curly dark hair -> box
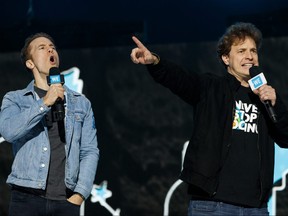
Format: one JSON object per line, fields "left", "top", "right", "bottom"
{"left": 20, "top": 32, "right": 56, "bottom": 69}
{"left": 217, "top": 22, "right": 262, "bottom": 67}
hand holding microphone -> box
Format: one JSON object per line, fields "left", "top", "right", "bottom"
{"left": 45, "top": 67, "right": 65, "bottom": 121}
{"left": 253, "top": 85, "right": 276, "bottom": 106}
{"left": 43, "top": 84, "right": 65, "bottom": 107}
{"left": 248, "top": 66, "right": 277, "bottom": 123}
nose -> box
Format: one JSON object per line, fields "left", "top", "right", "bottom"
{"left": 245, "top": 51, "right": 253, "bottom": 59}
{"left": 48, "top": 47, "right": 54, "bottom": 53}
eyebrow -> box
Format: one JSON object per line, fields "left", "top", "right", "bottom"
{"left": 238, "top": 47, "right": 257, "bottom": 51}
{"left": 37, "top": 43, "right": 55, "bottom": 48}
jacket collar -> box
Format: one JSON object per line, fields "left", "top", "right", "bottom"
{"left": 225, "top": 73, "right": 242, "bottom": 92}
{"left": 23, "top": 80, "right": 82, "bottom": 97}
{"left": 22, "top": 81, "right": 36, "bottom": 97}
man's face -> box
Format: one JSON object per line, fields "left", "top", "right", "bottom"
{"left": 26, "top": 37, "right": 59, "bottom": 77}
{"left": 222, "top": 37, "right": 259, "bottom": 84}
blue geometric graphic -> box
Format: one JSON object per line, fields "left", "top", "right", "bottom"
{"left": 61, "top": 67, "right": 83, "bottom": 93}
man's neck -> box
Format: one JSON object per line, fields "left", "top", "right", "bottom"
{"left": 240, "top": 80, "right": 250, "bottom": 87}
{"left": 34, "top": 77, "right": 49, "bottom": 90}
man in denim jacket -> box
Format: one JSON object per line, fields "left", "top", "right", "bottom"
{"left": 0, "top": 33, "right": 99, "bottom": 216}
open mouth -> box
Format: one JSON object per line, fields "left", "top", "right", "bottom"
{"left": 50, "top": 56, "right": 55, "bottom": 63}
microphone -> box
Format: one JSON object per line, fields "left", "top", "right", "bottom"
{"left": 248, "top": 66, "right": 277, "bottom": 123}
{"left": 47, "top": 67, "right": 65, "bottom": 121}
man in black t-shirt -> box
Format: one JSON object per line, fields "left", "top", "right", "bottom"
{"left": 130, "top": 22, "right": 288, "bottom": 215}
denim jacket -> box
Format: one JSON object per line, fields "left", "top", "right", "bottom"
{"left": 0, "top": 81, "right": 99, "bottom": 199}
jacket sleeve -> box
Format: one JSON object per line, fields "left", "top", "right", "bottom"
{"left": 270, "top": 95, "right": 288, "bottom": 148}
{"left": 0, "top": 91, "right": 49, "bottom": 143}
{"left": 73, "top": 99, "right": 99, "bottom": 199}
{"left": 146, "top": 59, "right": 202, "bottom": 106}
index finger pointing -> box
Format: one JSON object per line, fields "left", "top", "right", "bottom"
{"left": 132, "top": 36, "right": 146, "bottom": 49}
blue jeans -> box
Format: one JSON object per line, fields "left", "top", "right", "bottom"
{"left": 188, "top": 200, "right": 269, "bottom": 216}
{"left": 9, "top": 190, "right": 80, "bottom": 216}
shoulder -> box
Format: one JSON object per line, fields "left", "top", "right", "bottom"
{"left": 3, "top": 87, "right": 31, "bottom": 100}
{"left": 198, "top": 72, "right": 226, "bottom": 84}
{"left": 65, "top": 86, "right": 91, "bottom": 105}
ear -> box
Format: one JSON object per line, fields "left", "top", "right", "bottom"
{"left": 221, "top": 55, "right": 229, "bottom": 66}
{"left": 25, "top": 59, "right": 34, "bottom": 69}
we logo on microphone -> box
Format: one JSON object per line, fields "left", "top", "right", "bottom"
{"left": 248, "top": 72, "right": 267, "bottom": 91}
{"left": 49, "top": 75, "right": 61, "bottom": 84}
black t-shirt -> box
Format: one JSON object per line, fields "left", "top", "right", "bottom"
{"left": 191, "top": 86, "right": 264, "bottom": 207}
{"left": 35, "top": 87, "right": 68, "bottom": 200}
{"left": 214, "top": 86, "right": 261, "bottom": 206}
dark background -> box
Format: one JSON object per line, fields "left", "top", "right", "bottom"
{"left": 2, "top": 0, "right": 288, "bottom": 52}
{"left": 1, "top": 1, "right": 288, "bottom": 216}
